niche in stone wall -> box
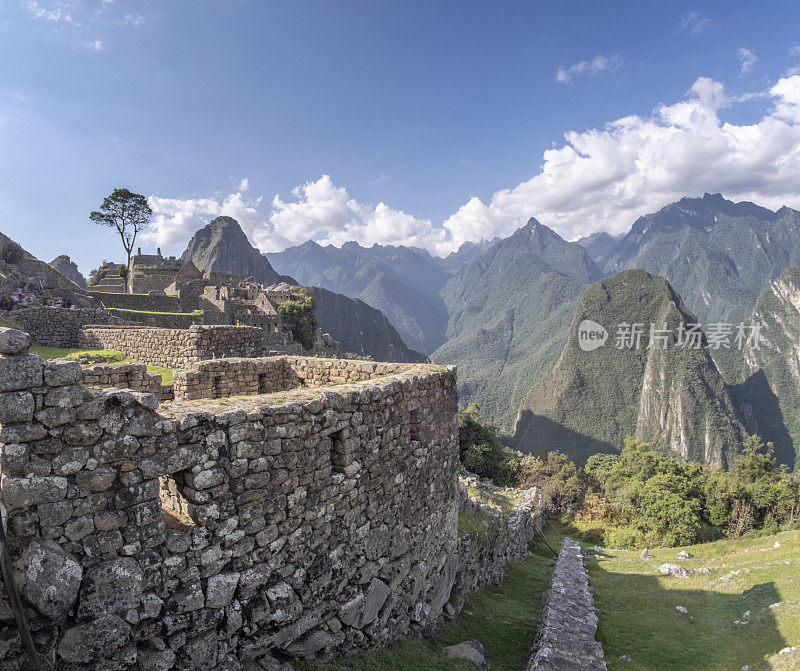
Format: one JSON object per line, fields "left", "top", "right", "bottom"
{"left": 258, "top": 373, "right": 271, "bottom": 394}
{"left": 159, "top": 473, "right": 196, "bottom": 529}
{"left": 212, "top": 375, "right": 223, "bottom": 398}
{"left": 409, "top": 409, "right": 421, "bottom": 442}
{"left": 329, "top": 428, "right": 352, "bottom": 474}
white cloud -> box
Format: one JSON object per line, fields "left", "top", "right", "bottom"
{"left": 237, "top": 177, "right": 249, "bottom": 192}
{"left": 442, "top": 74, "right": 800, "bottom": 248}
{"left": 26, "top": 0, "right": 73, "bottom": 23}
{"left": 737, "top": 47, "right": 757, "bottom": 77}
{"left": 86, "top": 39, "right": 103, "bottom": 51}
{"left": 555, "top": 54, "right": 621, "bottom": 85}
{"left": 678, "top": 11, "right": 712, "bottom": 34}
{"left": 124, "top": 13, "right": 144, "bottom": 27}
{"left": 149, "top": 74, "right": 800, "bottom": 257}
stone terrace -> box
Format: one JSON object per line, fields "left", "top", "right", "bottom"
{"left": 0, "top": 327, "right": 463, "bottom": 669}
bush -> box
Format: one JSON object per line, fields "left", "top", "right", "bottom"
{"left": 458, "top": 404, "right": 518, "bottom": 486}
{"left": 517, "top": 451, "right": 587, "bottom": 512}
{"left": 276, "top": 288, "right": 318, "bottom": 350}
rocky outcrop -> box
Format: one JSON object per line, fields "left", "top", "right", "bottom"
{"left": 49, "top": 255, "right": 87, "bottom": 289}
{"left": 526, "top": 538, "right": 606, "bottom": 671}
{"left": 735, "top": 267, "right": 800, "bottom": 468}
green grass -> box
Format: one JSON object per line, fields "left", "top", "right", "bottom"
{"left": 30, "top": 345, "right": 128, "bottom": 362}
{"left": 107, "top": 307, "right": 202, "bottom": 316}
{"left": 580, "top": 526, "right": 800, "bottom": 670}
{"left": 147, "top": 365, "right": 174, "bottom": 386}
{"left": 464, "top": 485, "right": 517, "bottom": 513}
{"left": 296, "top": 527, "right": 558, "bottom": 671}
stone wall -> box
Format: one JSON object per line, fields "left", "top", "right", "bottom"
{"left": 106, "top": 309, "right": 203, "bottom": 330}
{"left": 81, "top": 362, "right": 173, "bottom": 402}
{"left": 0, "top": 327, "right": 464, "bottom": 669}
{"left": 12, "top": 307, "right": 129, "bottom": 348}
{"left": 525, "top": 538, "right": 606, "bottom": 671}
{"left": 451, "top": 487, "right": 542, "bottom": 613}
{"left": 89, "top": 291, "right": 182, "bottom": 313}
{"left": 79, "top": 325, "right": 267, "bottom": 369}
{"left": 173, "top": 356, "right": 415, "bottom": 401}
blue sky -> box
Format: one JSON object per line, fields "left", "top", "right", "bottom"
{"left": 3, "top": 1, "right": 800, "bottom": 274}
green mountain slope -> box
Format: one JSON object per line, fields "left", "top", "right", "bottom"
{"left": 432, "top": 218, "right": 600, "bottom": 431}
{"left": 309, "top": 286, "right": 427, "bottom": 363}
{"left": 513, "top": 269, "right": 746, "bottom": 465}
{"left": 604, "top": 193, "right": 800, "bottom": 380}
{"left": 733, "top": 267, "right": 800, "bottom": 469}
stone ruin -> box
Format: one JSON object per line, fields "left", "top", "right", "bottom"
{"left": 0, "top": 327, "right": 542, "bottom": 670}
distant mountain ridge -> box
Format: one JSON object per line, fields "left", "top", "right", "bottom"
{"left": 309, "top": 287, "right": 427, "bottom": 363}
{"left": 49, "top": 255, "right": 87, "bottom": 289}
{"left": 432, "top": 218, "right": 602, "bottom": 431}
{"left": 601, "top": 193, "right": 800, "bottom": 379}
{"left": 268, "top": 240, "right": 449, "bottom": 355}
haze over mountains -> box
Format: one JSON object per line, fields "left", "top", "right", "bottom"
{"left": 8, "top": 190, "right": 800, "bottom": 469}
{"left": 263, "top": 193, "right": 800, "bottom": 468}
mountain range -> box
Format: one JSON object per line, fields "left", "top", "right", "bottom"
{"left": 180, "top": 218, "right": 424, "bottom": 362}
{"left": 267, "top": 240, "right": 451, "bottom": 355}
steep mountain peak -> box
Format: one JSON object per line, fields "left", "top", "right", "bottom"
{"left": 181, "top": 217, "right": 289, "bottom": 285}
{"left": 513, "top": 269, "right": 745, "bottom": 465}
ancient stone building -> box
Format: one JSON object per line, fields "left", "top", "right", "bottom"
{"left": 0, "top": 327, "right": 541, "bottom": 670}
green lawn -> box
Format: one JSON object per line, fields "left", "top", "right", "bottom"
{"left": 583, "top": 528, "right": 800, "bottom": 671}
{"left": 30, "top": 344, "right": 174, "bottom": 387}
{"left": 296, "top": 526, "right": 559, "bottom": 671}
{"left": 31, "top": 345, "right": 128, "bottom": 362}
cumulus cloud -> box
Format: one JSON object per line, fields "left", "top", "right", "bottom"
{"left": 237, "top": 177, "right": 249, "bottom": 192}
{"left": 555, "top": 55, "right": 621, "bottom": 85}
{"left": 678, "top": 11, "right": 712, "bottom": 34}
{"left": 737, "top": 47, "right": 758, "bottom": 76}
{"left": 441, "top": 75, "right": 800, "bottom": 248}
{"left": 86, "top": 39, "right": 103, "bottom": 51}
{"left": 149, "top": 74, "right": 800, "bottom": 257}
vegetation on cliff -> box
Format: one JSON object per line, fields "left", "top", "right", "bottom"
{"left": 513, "top": 269, "right": 745, "bottom": 466}
{"left": 276, "top": 287, "right": 318, "bottom": 350}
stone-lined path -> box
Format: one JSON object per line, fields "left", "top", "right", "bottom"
{"left": 525, "top": 537, "right": 606, "bottom": 670}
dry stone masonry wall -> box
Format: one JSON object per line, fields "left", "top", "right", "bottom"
{"left": 79, "top": 325, "right": 266, "bottom": 369}
{"left": 81, "top": 363, "right": 173, "bottom": 402}
{"left": 173, "top": 357, "right": 414, "bottom": 402}
{"left": 0, "top": 327, "right": 467, "bottom": 669}
{"left": 525, "top": 537, "right": 606, "bottom": 671}
{"left": 12, "top": 307, "right": 129, "bottom": 348}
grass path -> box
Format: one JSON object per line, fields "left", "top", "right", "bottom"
{"left": 582, "top": 528, "right": 800, "bottom": 671}
{"left": 297, "top": 525, "right": 560, "bottom": 671}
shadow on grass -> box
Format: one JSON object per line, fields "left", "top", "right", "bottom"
{"left": 585, "top": 556, "right": 786, "bottom": 671}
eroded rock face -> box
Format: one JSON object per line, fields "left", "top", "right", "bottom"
{"left": 14, "top": 541, "right": 82, "bottom": 620}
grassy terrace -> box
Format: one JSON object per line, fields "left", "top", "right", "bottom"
{"left": 296, "top": 526, "right": 559, "bottom": 671}
{"left": 31, "top": 344, "right": 174, "bottom": 386}
{"left": 575, "top": 524, "right": 800, "bottom": 671}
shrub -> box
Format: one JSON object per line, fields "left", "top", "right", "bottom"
{"left": 276, "top": 288, "right": 318, "bottom": 350}
{"left": 458, "top": 404, "right": 518, "bottom": 486}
